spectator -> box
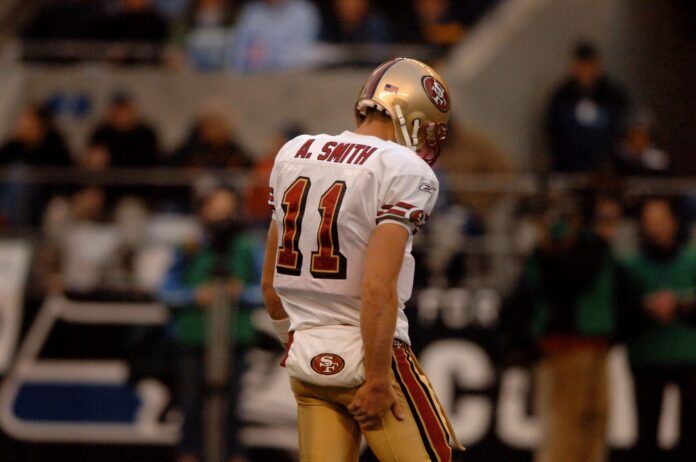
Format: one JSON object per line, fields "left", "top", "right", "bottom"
{"left": 20, "top": 0, "right": 106, "bottom": 41}
{"left": 92, "top": 0, "right": 169, "bottom": 63}
{"left": 244, "top": 123, "right": 304, "bottom": 224}
{"left": 613, "top": 114, "right": 671, "bottom": 175}
{"left": 183, "top": 0, "right": 236, "bottom": 71}
{"left": 172, "top": 111, "right": 252, "bottom": 168}
{"left": 513, "top": 191, "right": 619, "bottom": 462}
{"left": 0, "top": 103, "right": 73, "bottom": 226}
{"left": 0, "top": 103, "right": 72, "bottom": 166}
{"left": 321, "top": 0, "right": 392, "bottom": 44}
{"left": 411, "top": 0, "right": 465, "bottom": 48}
{"left": 593, "top": 193, "right": 625, "bottom": 247}
{"left": 41, "top": 187, "right": 135, "bottom": 297}
{"left": 619, "top": 197, "right": 696, "bottom": 462}
{"left": 159, "top": 187, "right": 260, "bottom": 462}
{"left": 96, "top": 0, "right": 168, "bottom": 43}
{"left": 547, "top": 42, "right": 628, "bottom": 172}
{"left": 228, "top": 0, "right": 320, "bottom": 72}
{"left": 90, "top": 93, "right": 160, "bottom": 167}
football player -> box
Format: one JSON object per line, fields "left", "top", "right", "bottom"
{"left": 262, "top": 58, "right": 464, "bottom": 461}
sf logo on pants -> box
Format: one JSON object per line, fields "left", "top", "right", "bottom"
{"left": 311, "top": 354, "right": 345, "bottom": 375}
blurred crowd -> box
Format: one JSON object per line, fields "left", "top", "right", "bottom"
{"left": 506, "top": 41, "right": 694, "bottom": 462}
{"left": 17, "top": 0, "right": 501, "bottom": 69}
{"left": 502, "top": 190, "right": 695, "bottom": 462}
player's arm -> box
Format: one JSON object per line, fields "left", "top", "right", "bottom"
{"left": 348, "top": 222, "right": 408, "bottom": 429}
{"left": 261, "top": 221, "right": 290, "bottom": 343}
{"left": 361, "top": 223, "right": 408, "bottom": 383}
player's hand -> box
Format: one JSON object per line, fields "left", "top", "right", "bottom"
{"left": 348, "top": 379, "right": 404, "bottom": 431}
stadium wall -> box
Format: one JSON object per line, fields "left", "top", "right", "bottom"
{"left": 19, "top": 67, "right": 367, "bottom": 157}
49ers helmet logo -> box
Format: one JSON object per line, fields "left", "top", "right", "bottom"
{"left": 421, "top": 76, "right": 450, "bottom": 113}
{"left": 310, "top": 353, "right": 345, "bottom": 375}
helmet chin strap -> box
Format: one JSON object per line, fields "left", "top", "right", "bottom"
{"left": 411, "top": 119, "right": 421, "bottom": 147}
{"left": 394, "top": 104, "right": 416, "bottom": 151}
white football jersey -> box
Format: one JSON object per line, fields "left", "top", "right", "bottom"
{"left": 268, "top": 130, "right": 439, "bottom": 344}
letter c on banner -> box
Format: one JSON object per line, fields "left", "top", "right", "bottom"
{"left": 419, "top": 340, "right": 494, "bottom": 445}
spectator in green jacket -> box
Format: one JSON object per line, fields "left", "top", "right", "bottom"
{"left": 513, "top": 192, "right": 621, "bottom": 462}
{"left": 159, "top": 187, "right": 261, "bottom": 462}
{"left": 620, "top": 197, "right": 696, "bottom": 462}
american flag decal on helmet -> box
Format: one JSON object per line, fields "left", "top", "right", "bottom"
{"left": 384, "top": 83, "right": 399, "bottom": 93}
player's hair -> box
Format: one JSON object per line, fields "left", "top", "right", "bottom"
{"left": 358, "top": 106, "right": 392, "bottom": 126}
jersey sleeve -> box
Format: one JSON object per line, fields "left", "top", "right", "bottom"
{"left": 268, "top": 136, "right": 303, "bottom": 222}
{"left": 376, "top": 163, "right": 439, "bottom": 235}
{"left": 268, "top": 151, "right": 281, "bottom": 222}
{"left": 268, "top": 184, "right": 276, "bottom": 219}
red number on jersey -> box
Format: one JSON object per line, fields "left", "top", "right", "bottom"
{"left": 311, "top": 181, "right": 347, "bottom": 279}
{"left": 276, "top": 178, "right": 348, "bottom": 279}
{"left": 276, "top": 177, "right": 311, "bottom": 275}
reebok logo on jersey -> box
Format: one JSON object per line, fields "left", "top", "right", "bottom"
{"left": 419, "top": 183, "right": 436, "bottom": 194}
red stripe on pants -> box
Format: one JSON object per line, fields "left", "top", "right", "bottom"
{"left": 394, "top": 345, "right": 451, "bottom": 462}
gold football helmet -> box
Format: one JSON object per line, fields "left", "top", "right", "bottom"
{"left": 355, "top": 58, "right": 451, "bottom": 165}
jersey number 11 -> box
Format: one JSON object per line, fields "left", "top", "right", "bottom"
{"left": 276, "top": 176, "right": 348, "bottom": 279}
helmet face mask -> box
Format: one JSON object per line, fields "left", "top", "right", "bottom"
{"left": 355, "top": 58, "right": 451, "bottom": 165}
{"left": 416, "top": 121, "right": 448, "bottom": 166}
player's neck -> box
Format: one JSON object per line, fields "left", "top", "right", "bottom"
{"left": 354, "top": 117, "right": 396, "bottom": 143}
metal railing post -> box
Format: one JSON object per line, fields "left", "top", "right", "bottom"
{"left": 204, "top": 250, "right": 238, "bottom": 462}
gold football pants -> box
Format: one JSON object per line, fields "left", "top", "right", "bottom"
{"left": 290, "top": 341, "right": 461, "bottom": 462}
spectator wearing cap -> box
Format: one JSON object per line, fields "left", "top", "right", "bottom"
{"left": 89, "top": 93, "right": 160, "bottom": 167}
{"left": 619, "top": 197, "right": 696, "bottom": 462}
{"left": 613, "top": 113, "right": 671, "bottom": 176}
{"left": 321, "top": 0, "right": 393, "bottom": 44}
{"left": 547, "top": 42, "right": 629, "bottom": 172}
{"left": 172, "top": 111, "right": 252, "bottom": 169}
{"left": 227, "top": 0, "right": 320, "bottom": 72}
